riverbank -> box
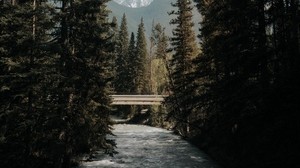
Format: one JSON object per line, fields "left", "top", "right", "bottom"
{"left": 188, "top": 112, "right": 299, "bottom": 168}
{"left": 121, "top": 109, "right": 299, "bottom": 168}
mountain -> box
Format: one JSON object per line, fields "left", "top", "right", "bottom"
{"left": 113, "top": 0, "right": 154, "bottom": 8}
{"left": 108, "top": 0, "right": 201, "bottom": 39}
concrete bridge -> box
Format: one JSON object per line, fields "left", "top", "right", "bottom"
{"left": 110, "top": 95, "right": 167, "bottom": 105}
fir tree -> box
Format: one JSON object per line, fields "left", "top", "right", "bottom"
{"left": 115, "top": 13, "right": 130, "bottom": 93}
{"left": 166, "top": 0, "right": 199, "bottom": 136}
{"left": 135, "top": 18, "right": 149, "bottom": 94}
{"left": 53, "top": 0, "right": 115, "bottom": 166}
{"left": 0, "top": 0, "right": 115, "bottom": 167}
{"left": 128, "top": 32, "right": 137, "bottom": 93}
{"left": 192, "top": 0, "right": 300, "bottom": 167}
{"left": 113, "top": 13, "right": 133, "bottom": 117}
{"left": 109, "top": 16, "right": 119, "bottom": 87}
{"left": 111, "top": 16, "right": 119, "bottom": 40}
{"left": 0, "top": 1, "right": 58, "bottom": 167}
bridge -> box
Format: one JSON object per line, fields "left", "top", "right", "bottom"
{"left": 110, "top": 95, "right": 167, "bottom": 105}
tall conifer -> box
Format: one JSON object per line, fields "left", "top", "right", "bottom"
{"left": 115, "top": 13, "right": 130, "bottom": 93}
{"left": 54, "top": 0, "right": 115, "bottom": 166}
{"left": 167, "top": 0, "right": 199, "bottom": 136}
{"left": 192, "top": 0, "right": 300, "bottom": 167}
{"left": 128, "top": 32, "right": 137, "bottom": 93}
{"left": 0, "top": 1, "right": 58, "bottom": 167}
{"left": 0, "top": 0, "right": 115, "bottom": 167}
{"left": 110, "top": 16, "right": 119, "bottom": 86}
{"left": 135, "top": 18, "right": 149, "bottom": 94}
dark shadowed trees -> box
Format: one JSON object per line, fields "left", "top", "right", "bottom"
{"left": 0, "top": 0, "right": 115, "bottom": 167}
{"left": 166, "top": 0, "right": 199, "bottom": 137}
{"left": 190, "top": 0, "right": 300, "bottom": 167}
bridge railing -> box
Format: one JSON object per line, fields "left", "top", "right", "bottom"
{"left": 110, "top": 95, "right": 168, "bottom": 105}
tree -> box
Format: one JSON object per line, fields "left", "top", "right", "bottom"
{"left": 0, "top": 0, "right": 115, "bottom": 167}
{"left": 109, "top": 16, "right": 119, "bottom": 87}
{"left": 166, "top": 0, "right": 199, "bottom": 137}
{"left": 192, "top": 0, "right": 300, "bottom": 167}
{"left": 149, "top": 22, "right": 170, "bottom": 95}
{"left": 53, "top": 0, "right": 115, "bottom": 166}
{"left": 148, "top": 22, "right": 170, "bottom": 127}
{"left": 135, "top": 18, "right": 149, "bottom": 94}
{"left": 115, "top": 13, "right": 130, "bottom": 93}
{"left": 154, "top": 23, "right": 169, "bottom": 60}
{"left": 128, "top": 32, "right": 137, "bottom": 93}
{"left": 0, "top": 1, "right": 58, "bottom": 167}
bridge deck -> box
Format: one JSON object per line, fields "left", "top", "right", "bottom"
{"left": 111, "top": 95, "right": 167, "bottom": 105}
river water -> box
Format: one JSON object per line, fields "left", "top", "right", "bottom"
{"left": 79, "top": 124, "right": 221, "bottom": 168}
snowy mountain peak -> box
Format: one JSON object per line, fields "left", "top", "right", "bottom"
{"left": 113, "top": 0, "right": 154, "bottom": 8}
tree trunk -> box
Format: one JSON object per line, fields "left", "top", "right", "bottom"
{"left": 257, "top": 0, "right": 269, "bottom": 89}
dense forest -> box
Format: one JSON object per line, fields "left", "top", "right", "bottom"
{"left": 0, "top": 0, "right": 115, "bottom": 167}
{"left": 1, "top": 0, "right": 299, "bottom": 168}
{"left": 166, "top": 0, "right": 300, "bottom": 167}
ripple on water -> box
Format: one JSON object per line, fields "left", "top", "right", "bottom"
{"left": 79, "top": 124, "right": 221, "bottom": 168}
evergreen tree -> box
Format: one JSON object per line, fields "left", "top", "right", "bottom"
{"left": 0, "top": 1, "right": 58, "bottom": 167}
{"left": 53, "top": 0, "right": 115, "bottom": 166}
{"left": 135, "top": 18, "right": 149, "bottom": 94}
{"left": 128, "top": 32, "right": 137, "bottom": 93}
{"left": 115, "top": 13, "right": 130, "bottom": 93}
{"left": 113, "top": 13, "right": 132, "bottom": 117}
{"left": 0, "top": 0, "right": 115, "bottom": 167}
{"left": 192, "top": 0, "right": 300, "bottom": 167}
{"left": 166, "top": 0, "right": 199, "bottom": 136}
{"left": 111, "top": 16, "right": 119, "bottom": 41}
{"left": 109, "top": 16, "right": 119, "bottom": 87}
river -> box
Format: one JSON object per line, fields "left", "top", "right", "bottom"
{"left": 79, "top": 124, "right": 221, "bottom": 168}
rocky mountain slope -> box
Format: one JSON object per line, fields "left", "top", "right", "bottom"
{"left": 113, "top": 0, "right": 154, "bottom": 8}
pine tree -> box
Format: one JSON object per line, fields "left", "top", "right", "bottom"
{"left": 0, "top": 1, "right": 58, "bottom": 167}
{"left": 135, "top": 18, "right": 149, "bottom": 94}
{"left": 128, "top": 32, "right": 137, "bottom": 93}
{"left": 166, "top": 0, "right": 199, "bottom": 136}
{"left": 194, "top": 0, "right": 276, "bottom": 136}
{"left": 193, "top": 0, "right": 300, "bottom": 167}
{"left": 109, "top": 16, "right": 119, "bottom": 87}
{"left": 53, "top": 0, "right": 115, "bottom": 166}
{"left": 115, "top": 13, "right": 130, "bottom": 93}
{"left": 111, "top": 16, "right": 119, "bottom": 41}
{"left": 0, "top": 0, "right": 115, "bottom": 167}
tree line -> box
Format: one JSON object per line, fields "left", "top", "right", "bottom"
{"left": 112, "top": 13, "right": 170, "bottom": 119}
{"left": 113, "top": 14, "right": 150, "bottom": 95}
